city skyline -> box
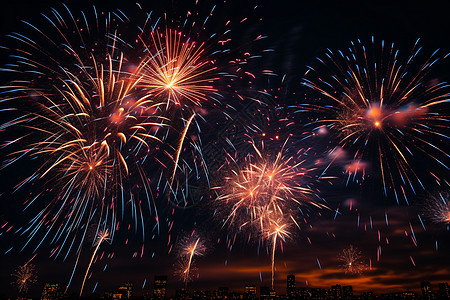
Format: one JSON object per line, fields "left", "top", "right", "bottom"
{"left": 23, "top": 275, "right": 450, "bottom": 299}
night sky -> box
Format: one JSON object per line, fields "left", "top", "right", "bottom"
{"left": 1, "top": 0, "right": 449, "bottom": 298}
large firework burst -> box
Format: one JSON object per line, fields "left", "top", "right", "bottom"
{"left": 214, "top": 139, "right": 325, "bottom": 287}
{"left": 0, "top": 6, "right": 166, "bottom": 256}
{"left": 302, "top": 38, "right": 450, "bottom": 203}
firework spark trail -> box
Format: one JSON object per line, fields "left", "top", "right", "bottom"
{"left": 169, "top": 113, "right": 196, "bottom": 195}
{"left": 266, "top": 219, "right": 290, "bottom": 288}
{"left": 80, "top": 230, "right": 110, "bottom": 297}
{"left": 338, "top": 244, "right": 367, "bottom": 274}
{"left": 183, "top": 237, "right": 201, "bottom": 286}
{"left": 11, "top": 263, "right": 37, "bottom": 293}
{"left": 301, "top": 38, "right": 450, "bottom": 204}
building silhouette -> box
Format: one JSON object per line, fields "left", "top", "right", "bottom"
{"left": 286, "top": 275, "right": 296, "bottom": 299}
{"left": 342, "top": 286, "right": 353, "bottom": 299}
{"left": 421, "top": 281, "right": 432, "bottom": 300}
{"left": 40, "top": 282, "right": 64, "bottom": 300}
{"left": 310, "top": 288, "right": 327, "bottom": 300}
{"left": 439, "top": 282, "right": 450, "bottom": 299}
{"left": 329, "top": 284, "right": 342, "bottom": 299}
{"left": 118, "top": 282, "right": 133, "bottom": 299}
{"left": 260, "top": 287, "right": 270, "bottom": 300}
{"left": 245, "top": 285, "right": 256, "bottom": 300}
{"left": 153, "top": 276, "right": 167, "bottom": 300}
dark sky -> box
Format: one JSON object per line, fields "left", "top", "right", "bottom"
{"left": 1, "top": 0, "right": 449, "bottom": 298}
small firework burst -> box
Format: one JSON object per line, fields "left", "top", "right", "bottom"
{"left": 338, "top": 245, "right": 367, "bottom": 275}
{"left": 264, "top": 217, "right": 291, "bottom": 288}
{"left": 12, "top": 263, "right": 36, "bottom": 293}
{"left": 174, "top": 231, "right": 207, "bottom": 286}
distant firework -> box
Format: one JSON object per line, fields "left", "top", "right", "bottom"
{"left": 338, "top": 245, "right": 367, "bottom": 275}
{"left": 264, "top": 217, "right": 291, "bottom": 288}
{"left": 302, "top": 38, "right": 450, "bottom": 203}
{"left": 11, "top": 263, "right": 36, "bottom": 293}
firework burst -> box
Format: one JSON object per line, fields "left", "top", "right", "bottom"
{"left": 338, "top": 245, "right": 367, "bottom": 275}
{"left": 136, "top": 29, "right": 219, "bottom": 110}
{"left": 301, "top": 38, "right": 450, "bottom": 203}
{"left": 11, "top": 263, "right": 37, "bottom": 293}
{"left": 264, "top": 218, "right": 291, "bottom": 288}
{"left": 0, "top": 6, "right": 166, "bottom": 256}
{"left": 214, "top": 139, "right": 326, "bottom": 286}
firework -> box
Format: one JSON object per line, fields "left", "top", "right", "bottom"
{"left": 302, "top": 38, "right": 450, "bottom": 203}
{"left": 1, "top": 6, "right": 166, "bottom": 256}
{"left": 11, "top": 263, "right": 37, "bottom": 293}
{"left": 422, "top": 190, "right": 450, "bottom": 224}
{"left": 214, "top": 139, "right": 325, "bottom": 287}
{"left": 338, "top": 245, "right": 367, "bottom": 275}
{"left": 80, "top": 230, "right": 110, "bottom": 296}
{"left": 136, "top": 29, "right": 219, "bottom": 110}
{"left": 174, "top": 231, "right": 207, "bottom": 286}
{"left": 215, "top": 139, "right": 322, "bottom": 234}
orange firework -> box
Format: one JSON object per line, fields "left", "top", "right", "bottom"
{"left": 136, "top": 29, "right": 219, "bottom": 110}
{"left": 214, "top": 139, "right": 326, "bottom": 286}
{"left": 215, "top": 140, "right": 322, "bottom": 235}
